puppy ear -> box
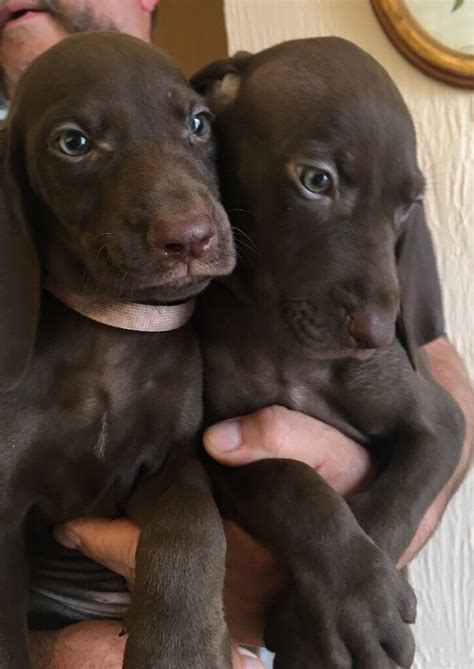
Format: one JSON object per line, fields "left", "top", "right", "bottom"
{"left": 0, "top": 125, "right": 41, "bottom": 391}
{"left": 191, "top": 51, "right": 252, "bottom": 113}
{"left": 396, "top": 203, "right": 444, "bottom": 371}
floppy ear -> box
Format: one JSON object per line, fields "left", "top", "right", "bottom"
{"left": 191, "top": 51, "right": 252, "bottom": 114}
{"left": 0, "top": 124, "right": 41, "bottom": 391}
{"left": 396, "top": 203, "right": 444, "bottom": 371}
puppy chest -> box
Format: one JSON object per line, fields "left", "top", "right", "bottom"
{"left": 8, "top": 345, "right": 201, "bottom": 521}
{"left": 205, "top": 343, "right": 331, "bottom": 420}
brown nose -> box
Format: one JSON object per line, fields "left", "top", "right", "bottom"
{"left": 347, "top": 309, "right": 396, "bottom": 349}
{"left": 149, "top": 214, "right": 214, "bottom": 261}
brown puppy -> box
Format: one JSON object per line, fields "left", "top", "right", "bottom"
{"left": 193, "top": 38, "right": 464, "bottom": 667}
{"left": 0, "top": 33, "right": 235, "bottom": 668}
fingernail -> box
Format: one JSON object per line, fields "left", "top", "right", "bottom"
{"left": 54, "top": 525, "right": 80, "bottom": 550}
{"left": 206, "top": 420, "right": 242, "bottom": 451}
{"left": 238, "top": 647, "right": 263, "bottom": 668}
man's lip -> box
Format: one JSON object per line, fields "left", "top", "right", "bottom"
{"left": 0, "top": 2, "right": 44, "bottom": 32}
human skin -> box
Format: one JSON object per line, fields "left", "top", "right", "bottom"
{"left": 0, "top": 0, "right": 156, "bottom": 103}
{"left": 1, "top": 2, "right": 472, "bottom": 666}
{"left": 27, "top": 621, "right": 263, "bottom": 669}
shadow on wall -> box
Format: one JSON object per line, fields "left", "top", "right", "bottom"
{"left": 153, "top": 0, "right": 228, "bottom": 76}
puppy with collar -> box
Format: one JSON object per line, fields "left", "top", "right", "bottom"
{"left": 0, "top": 32, "right": 235, "bottom": 668}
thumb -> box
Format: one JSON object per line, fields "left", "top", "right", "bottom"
{"left": 204, "top": 405, "right": 323, "bottom": 468}
{"left": 204, "top": 406, "right": 374, "bottom": 497}
{"left": 54, "top": 517, "right": 139, "bottom": 586}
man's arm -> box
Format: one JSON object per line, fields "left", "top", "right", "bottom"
{"left": 28, "top": 617, "right": 263, "bottom": 669}
{"left": 28, "top": 621, "right": 126, "bottom": 669}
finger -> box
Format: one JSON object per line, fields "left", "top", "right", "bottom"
{"left": 204, "top": 405, "right": 373, "bottom": 496}
{"left": 204, "top": 405, "right": 326, "bottom": 467}
{"left": 232, "top": 644, "right": 265, "bottom": 669}
{"left": 54, "top": 517, "right": 139, "bottom": 585}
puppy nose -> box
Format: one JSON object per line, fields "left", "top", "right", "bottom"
{"left": 149, "top": 214, "right": 214, "bottom": 261}
{"left": 347, "top": 309, "right": 396, "bottom": 349}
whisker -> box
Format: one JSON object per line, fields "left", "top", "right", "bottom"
{"left": 235, "top": 241, "right": 255, "bottom": 268}
{"left": 94, "top": 244, "right": 113, "bottom": 291}
{"left": 129, "top": 276, "right": 142, "bottom": 301}
{"left": 81, "top": 269, "right": 91, "bottom": 294}
{"left": 236, "top": 241, "right": 256, "bottom": 260}
{"left": 226, "top": 207, "right": 255, "bottom": 219}
{"left": 233, "top": 229, "right": 255, "bottom": 246}
{"left": 118, "top": 270, "right": 129, "bottom": 299}
{"left": 232, "top": 226, "right": 258, "bottom": 265}
{"left": 93, "top": 232, "right": 115, "bottom": 240}
{"left": 232, "top": 225, "right": 257, "bottom": 251}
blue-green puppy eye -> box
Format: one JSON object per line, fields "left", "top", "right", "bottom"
{"left": 298, "top": 166, "right": 333, "bottom": 195}
{"left": 190, "top": 112, "right": 209, "bottom": 137}
{"left": 54, "top": 130, "right": 91, "bottom": 157}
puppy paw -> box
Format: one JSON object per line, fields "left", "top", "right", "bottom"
{"left": 265, "top": 532, "right": 416, "bottom": 668}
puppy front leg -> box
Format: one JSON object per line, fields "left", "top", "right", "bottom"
{"left": 208, "top": 458, "right": 416, "bottom": 669}
{"left": 124, "top": 456, "right": 232, "bottom": 669}
{"left": 0, "top": 525, "right": 30, "bottom": 668}
{"left": 349, "top": 386, "right": 465, "bottom": 562}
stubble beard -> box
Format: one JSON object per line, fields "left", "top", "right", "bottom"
{"left": 0, "top": 0, "right": 118, "bottom": 108}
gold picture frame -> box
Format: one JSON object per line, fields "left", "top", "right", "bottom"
{"left": 371, "top": 0, "right": 474, "bottom": 88}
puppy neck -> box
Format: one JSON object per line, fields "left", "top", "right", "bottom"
{"left": 44, "top": 278, "right": 195, "bottom": 333}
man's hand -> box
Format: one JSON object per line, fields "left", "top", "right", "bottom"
{"left": 28, "top": 621, "right": 127, "bottom": 669}
{"left": 203, "top": 405, "right": 375, "bottom": 496}
{"left": 45, "top": 521, "right": 265, "bottom": 668}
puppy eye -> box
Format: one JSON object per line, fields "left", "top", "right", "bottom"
{"left": 297, "top": 166, "right": 333, "bottom": 196}
{"left": 190, "top": 112, "right": 209, "bottom": 137}
{"left": 53, "top": 130, "right": 91, "bottom": 157}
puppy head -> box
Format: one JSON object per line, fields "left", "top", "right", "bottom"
{"left": 193, "top": 37, "right": 426, "bottom": 363}
{"left": 0, "top": 32, "right": 236, "bottom": 390}
{"left": 9, "top": 32, "right": 235, "bottom": 302}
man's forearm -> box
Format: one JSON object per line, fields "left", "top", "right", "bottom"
{"left": 28, "top": 621, "right": 126, "bottom": 669}
{"left": 28, "top": 630, "right": 59, "bottom": 669}
{"left": 398, "top": 336, "right": 473, "bottom": 568}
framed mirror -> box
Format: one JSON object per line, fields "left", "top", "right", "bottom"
{"left": 371, "top": 0, "right": 474, "bottom": 88}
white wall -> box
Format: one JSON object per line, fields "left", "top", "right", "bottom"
{"left": 223, "top": 2, "right": 473, "bottom": 667}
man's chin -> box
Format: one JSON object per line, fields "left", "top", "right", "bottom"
{"left": 1, "top": 13, "right": 68, "bottom": 97}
